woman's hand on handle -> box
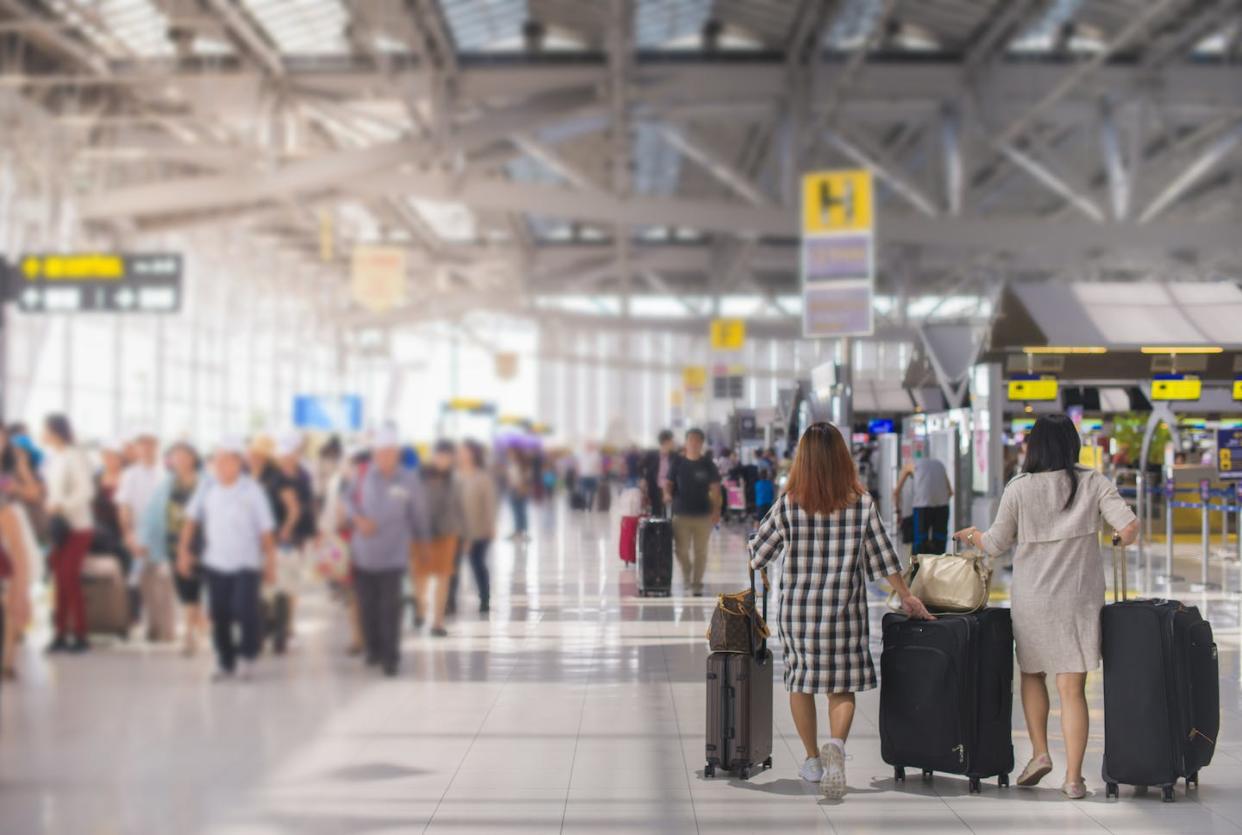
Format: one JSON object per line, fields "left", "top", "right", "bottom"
{"left": 901, "top": 593, "right": 935, "bottom": 621}
{"left": 953, "top": 526, "right": 982, "bottom": 549}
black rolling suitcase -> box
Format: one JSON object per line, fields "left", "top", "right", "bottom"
{"left": 1102, "top": 535, "right": 1218, "bottom": 802}
{"left": 880, "top": 608, "right": 1014, "bottom": 793}
{"left": 636, "top": 517, "right": 673, "bottom": 597}
{"left": 705, "top": 568, "right": 773, "bottom": 779}
{"left": 261, "top": 591, "right": 291, "bottom": 654}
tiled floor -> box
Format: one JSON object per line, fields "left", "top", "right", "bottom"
{"left": 2, "top": 500, "right": 1241, "bottom": 834}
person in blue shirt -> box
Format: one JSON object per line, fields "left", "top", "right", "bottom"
{"left": 347, "top": 428, "right": 430, "bottom": 676}
{"left": 178, "top": 438, "right": 277, "bottom": 681}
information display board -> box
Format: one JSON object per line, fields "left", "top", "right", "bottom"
{"left": 1218, "top": 427, "right": 1242, "bottom": 481}
{"left": 6, "top": 253, "right": 182, "bottom": 313}
{"left": 800, "top": 169, "right": 874, "bottom": 338}
{"left": 293, "top": 395, "right": 363, "bottom": 432}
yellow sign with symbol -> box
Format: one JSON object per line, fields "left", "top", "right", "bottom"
{"left": 1151, "top": 376, "right": 1201, "bottom": 401}
{"left": 802, "top": 170, "right": 873, "bottom": 234}
{"left": 1233, "top": 379, "right": 1242, "bottom": 400}
{"left": 710, "top": 318, "right": 746, "bottom": 351}
{"left": 1007, "top": 377, "right": 1058, "bottom": 401}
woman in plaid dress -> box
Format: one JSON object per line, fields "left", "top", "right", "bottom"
{"left": 749, "top": 422, "right": 932, "bottom": 799}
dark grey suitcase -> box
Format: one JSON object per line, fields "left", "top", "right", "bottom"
{"left": 1102, "top": 537, "right": 1219, "bottom": 802}
{"left": 705, "top": 568, "right": 773, "bottom": 779}
{"left": 636, "top": 517, "right": 673, "bottom": 597}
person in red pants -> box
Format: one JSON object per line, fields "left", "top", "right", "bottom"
{"left": 42, "top": 414, "right": 96, "bottom": 653}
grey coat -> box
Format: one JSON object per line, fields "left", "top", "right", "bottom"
{"left": 980, "top": 468, "right": 1136, "bottom": 673}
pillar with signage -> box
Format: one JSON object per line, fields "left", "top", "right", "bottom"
{"left": 800, "top": 169, "right": 874, "bottom": 431}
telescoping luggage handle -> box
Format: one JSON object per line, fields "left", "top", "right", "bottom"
{"left": 750, "top": 566, "right": 770, "bottom": 629}
{"left": 1111, "top": 533, "right": 1126, "bottom": 603}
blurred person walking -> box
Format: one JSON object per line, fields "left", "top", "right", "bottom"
{"left": 268, "top": 431, "right": 317, "bottom": 639}
{"left": 505, "top": 448, "right": 531, "bottom": 541}
{"left": 639, "top": 430, "right": 676, "bottom": 518}
{"left": 893, "top": 454, "right": 953, "bottom": 555}
{"left": 0, "top": 427, "right": 42, "bottom": 679}
{"left": 117, "top": 431, "right": 175, "bottom": 642}
{"left": 576, "top": 443, "right": 602, "bottom": 511}
{"left": 347, "top": 429, "right": 429, "bottom": 676}
{"left": 43, "top": 415, "right": 95, "bottom": 653}
{"left": 455, "top": 441, "right": 498, "bottom": 615}
{"left": 417, "top": 441, "right": 464, "bottom": 637}
{"left": 179, "top": 438, "right": 277, "bottom": 681}
{"left": 140, "top": 442, "right": 206, "bottom": 656}
{"left": 663, "top": 428, "right": 720, "bottom": 597}
{"left": 749, "top": 422, "right": 933, "bottom": 799}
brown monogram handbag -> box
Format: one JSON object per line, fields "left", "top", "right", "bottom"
{"left": 707, "top": 569, "right": 770, "bottom": 654}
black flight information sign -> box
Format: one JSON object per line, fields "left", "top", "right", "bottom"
{"left": 6, "top": 253, "right": 182, "bottom": 313}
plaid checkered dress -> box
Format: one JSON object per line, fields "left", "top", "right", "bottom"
{"left": 748, "top": 492, "right": 902, "bottom": 694}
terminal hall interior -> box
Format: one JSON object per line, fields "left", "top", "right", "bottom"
{"left": 1, "top": 1, "right": 1242, "bottom": 833}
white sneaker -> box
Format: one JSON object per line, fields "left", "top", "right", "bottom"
{"left": 799, "top": 755, "right": 825, "bottom": 783}
{"left": 821, "top": 743, "right": 846, "bottom": 799}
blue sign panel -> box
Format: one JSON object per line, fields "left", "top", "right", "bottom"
{"left": 868, "top": 418, "right": 895, "bottom": 435}
{"left": 293, "top": 395, "right": 363, "bottom": 432}
{"left": 1218, "top": 427, "right": 1242, "bottom": 481}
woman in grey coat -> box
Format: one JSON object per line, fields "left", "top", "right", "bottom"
{"left": 956, "top": 414, "right": 1138, "bottom": 799}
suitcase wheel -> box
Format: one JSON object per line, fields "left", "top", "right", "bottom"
{"left": 704, "top": 764, "right": 715, "bottom": 779}
{"left": 1105, "top": 782, "right": 1119, "bottom": 800}
{"left": 893, "top": 767, "right": 905, "bottom": 783}
{"left": 968, "top": 777, "right": 982, "bottom": 794}
{"left": 737, "top": 766, "right": 751, "bottom": 781}
{"left": 1187, "top": 772, "right": 1199, "bottom": 790}
{"left": 763, "top": 756, "right": 772, "bottom": 769}
{"left": 1162, "top": 784, "right": 1176, "bottom": 803}
{"left": 998, "top": 774, "right": 1009, "bottom": 789}
{"left": 922, "top": 769, "right": 934, "bottom": 782}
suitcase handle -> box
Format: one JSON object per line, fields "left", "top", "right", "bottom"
{"left": 1110, "top": 532, "right": 1125, "bottom": 603}
{"left": 749, "top": 566, "right": 770, "bottom": 650}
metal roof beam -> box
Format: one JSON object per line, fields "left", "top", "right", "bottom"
{"left": 657, "top": 124, "right": 772, "bottom": 206}
{"left": 1138, "top": 118, "right": 1242, "bottom": 223}
{"left": 823, "top": 128, "right": 939, "bottom": 216}
{"left": 203, "top": 0, "right": 285, "bottom": 77}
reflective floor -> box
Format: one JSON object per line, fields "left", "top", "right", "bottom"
{"left": 2, "top": 501, "right": 1241, "bottom": 834}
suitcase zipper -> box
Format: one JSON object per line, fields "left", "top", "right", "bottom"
{"left": 1189, "top": 728, "right": 1216, "bottom": 746}
{"left": 954, "top": 744, "right": 965, "bottom": 765}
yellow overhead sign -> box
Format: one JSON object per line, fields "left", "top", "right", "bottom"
{"left": 21, "top": 254, "right": 124, "bottom": 281}
{"left": 710, "top": 318, "right": 746, "bottom": 351}
{"left": 683, "top": 366, "right": 707, "bottom": 392}
{"left": 1007, "top": 376, "right": 1058, "bottom": 401}
{"left": 801, "top": 169, "right": 873, "bottom": 234}
{"left": 1233, "top": 379, "right": 1242, "bottom": 400}
{"left": 1151, "top": 375, "right": 1201, "bottom": 401}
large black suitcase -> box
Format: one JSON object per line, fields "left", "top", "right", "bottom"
{"left": 636, "top": 518, "right": 673, "bottom": 597}
{"left": 705, "top": 569, "right": 773, "bottom": 779}
{"left": 880, "top": 608, "right": 1014, "bottom": 793}
{"left": 1102, "top": 538, "right": 1218, "bottom": 802}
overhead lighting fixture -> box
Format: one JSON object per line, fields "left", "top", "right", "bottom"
{"left": 1139, "top": 346, "right": 1224, "bottom": 355}
{"left": 1022, "top": 346, "right": 1107, "bottom": 354}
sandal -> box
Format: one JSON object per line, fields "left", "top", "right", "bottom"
{"left": 1062, "top": 779, "right": 1088, "bottom": 800}
{"left": 1016, "top": 753, "right": 1053, "bottom": 787}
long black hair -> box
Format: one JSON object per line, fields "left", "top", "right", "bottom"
{"left": 1023, "top": 413, "right": 1082, "bottom": 510}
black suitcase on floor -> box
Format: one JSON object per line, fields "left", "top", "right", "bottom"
{"left": 1101, "top": 538, "right": 1218, "bottom": 802}
{"left": 705, "top": 569, "right": 773, "bottom": 779}
{"left": 636, "top": 518, "right": 672, "bottom": 597}
{"left": 880, "top": 608, "right": 1014, "bottom": 793}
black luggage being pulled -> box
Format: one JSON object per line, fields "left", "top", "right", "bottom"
{"left": 880, "top": 608, "right": 1014, "bottom": 793}
{"left": 636, "top": 517, "right": 673, "bottom": 597}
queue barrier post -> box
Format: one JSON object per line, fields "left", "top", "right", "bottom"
{"left": 1191, "top": 480, "right": 1220, "bottom": 592}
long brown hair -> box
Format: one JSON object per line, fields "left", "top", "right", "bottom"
{"left": 785, "top": 422, "right": 864, "bottom": 515}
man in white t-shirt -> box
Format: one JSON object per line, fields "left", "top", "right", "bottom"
{"left": 179, "top": 437, "right": 277, "bottom": 681}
